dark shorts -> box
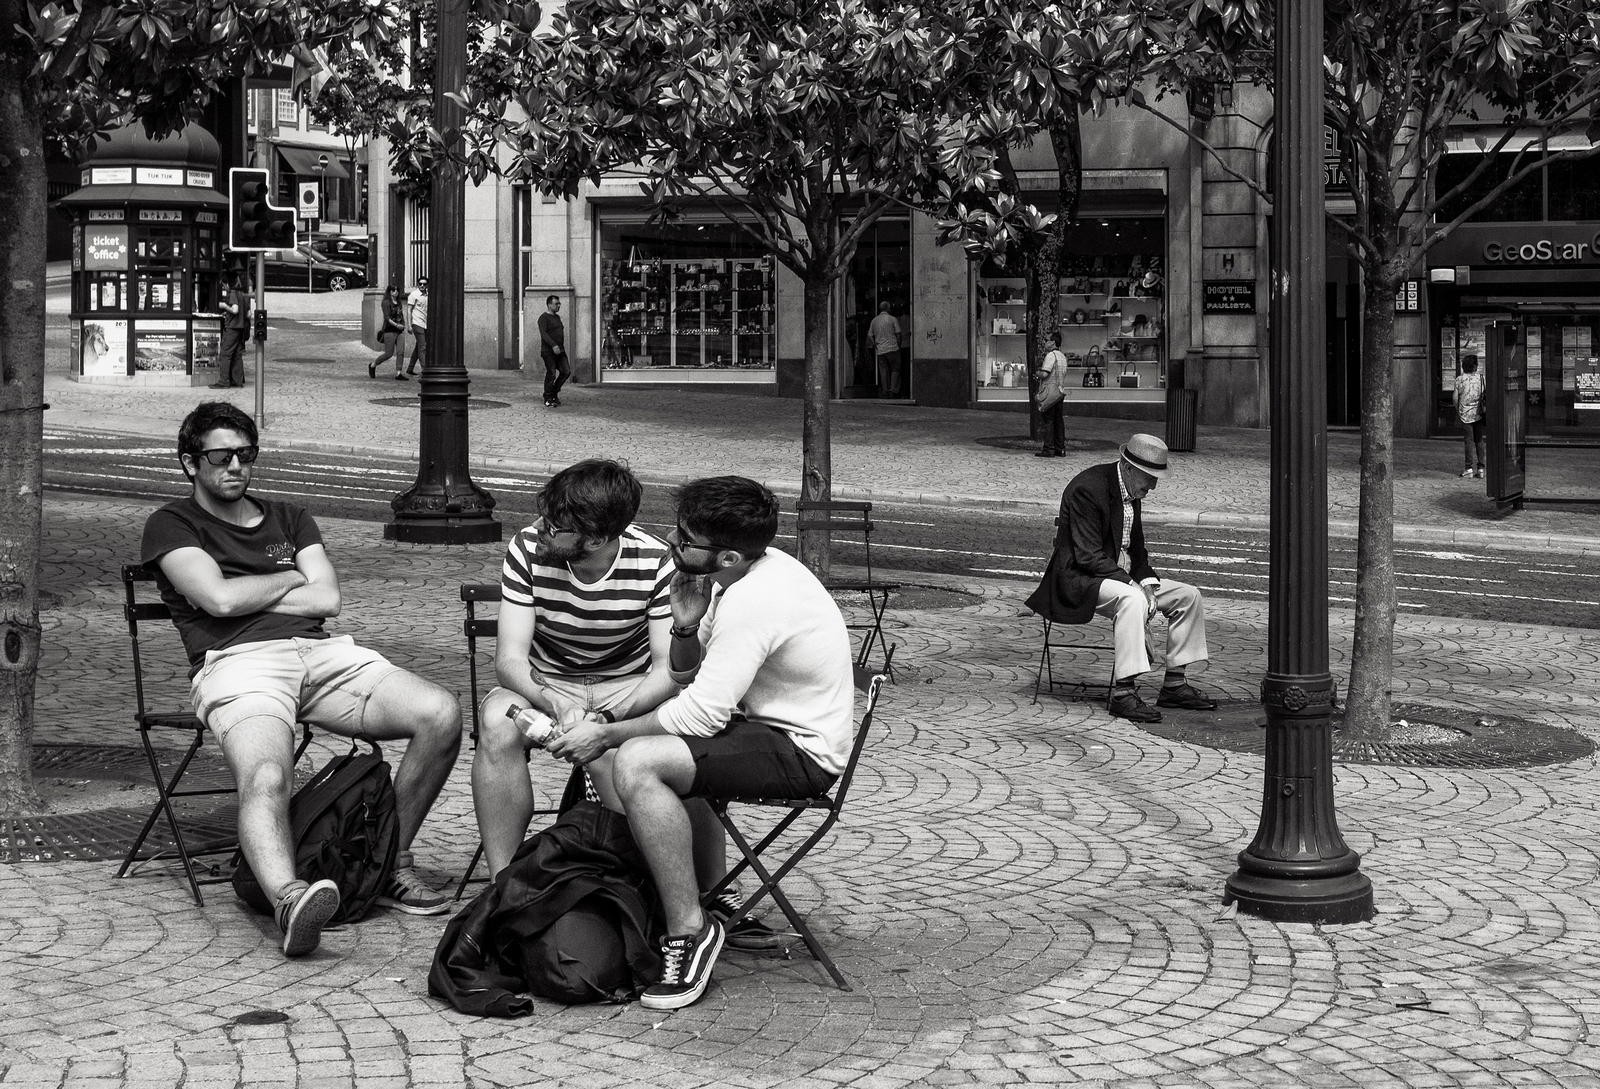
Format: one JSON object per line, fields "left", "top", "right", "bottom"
{"left": 682, "top": 719, "right": 837, "bottom": 800}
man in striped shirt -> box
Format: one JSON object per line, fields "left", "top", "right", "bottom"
{"left": 472, "top": 460, "right": 677, "bottom": 877}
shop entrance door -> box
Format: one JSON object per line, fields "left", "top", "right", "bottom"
{"left": 837, "top": 217, "right": 910, "bottom": 398}
{"left": 1327, "top": 282, "right": 1362, "bottom": 426}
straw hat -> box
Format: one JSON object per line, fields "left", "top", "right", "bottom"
{"left": 1119, "top": 433, "right": 1169, "bottom": 479}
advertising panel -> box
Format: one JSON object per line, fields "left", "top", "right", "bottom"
{"left": 81, "top": 318, "right": 129, "bottom": 377}
{"left": 84, "top": 226, "right": 129, "bottom": 270}
{"left": 191, "top": 325, "right": 221, "bottom": 377}
{"left": 133, "top": 320, "right": 190, "bottom": 372}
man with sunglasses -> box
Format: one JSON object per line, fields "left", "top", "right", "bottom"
{"left": 140, "top": 402, "right": 463, "bottom": 956}
{"left": 547, "top": 476, "right": 854, "bottom": 1010}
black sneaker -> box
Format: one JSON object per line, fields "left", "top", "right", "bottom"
{"left": 275, "top": 879, "right": 340, "bottom": 957}
{"left": 708, "top": 890, "right": 788, "bottom": 951}
{"left": 640, "top": 915, "right": 725, "bottom": 1010}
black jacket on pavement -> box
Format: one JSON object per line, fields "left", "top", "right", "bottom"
{"left": 1024, "top": 462, "right": 1159, "bottom": 625}
{"left": 429, "top": 795, "right": 663, "bottom": 1015}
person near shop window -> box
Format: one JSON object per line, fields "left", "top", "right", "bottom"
{"left": 406, "top": 277, "right": 429, "bottom": 376}
{"left": 1034, "top": 332, "right": 1067, "bottom": 458}
{"left": 1454, "top": 354, "right": 1486, "bottom": 479}
{"left": 868, "top": 301, "right": 902, "bottom": 397}
{"left": 539, "top": 295, "right": 569, "bottom": 407}
{"left": 211, "top": 275, "right": 249, "bottom": 390}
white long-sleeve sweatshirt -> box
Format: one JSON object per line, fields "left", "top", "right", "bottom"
{"left": 656, "top": 548, "right": 855, "bottom": 775}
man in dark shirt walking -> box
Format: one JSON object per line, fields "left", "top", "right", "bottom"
{"left": 538, "top": 294, "right": 569, "bottom": 407}
{"left": 140, "top": 402, "right": 462, "bottom": 956}
{"left": 210, "top": 275, "right": 249, "bottom": 389}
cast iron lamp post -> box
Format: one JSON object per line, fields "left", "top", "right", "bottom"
{"left": 385, "top": 0, "right": 500, "bottom": 544}
{"left": 1222, "top": 0, "right": 1374, "bottom": 923}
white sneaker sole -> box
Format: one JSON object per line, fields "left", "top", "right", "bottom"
{"left": 374, "top": 894, "right": 452, "bottom": 917}
{"left": 282, "top": 881, "right": 341, "bottom": 957}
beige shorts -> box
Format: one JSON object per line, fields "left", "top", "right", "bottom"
{"left": 191, "top": 635, "right": 404, "bottom": 746}
{"left": 479, "top": 672, "right": 642, "bottom": 722}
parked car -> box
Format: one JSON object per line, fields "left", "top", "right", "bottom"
{"left": 309, "top": 236, "right": 371, "bottom": 268}
{"left": 261, "top": 245, "right": 368, "bottom": 292}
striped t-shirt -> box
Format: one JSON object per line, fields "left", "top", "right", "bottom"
{"left": 500, "top": 523, "right": 673, "bottom": 679}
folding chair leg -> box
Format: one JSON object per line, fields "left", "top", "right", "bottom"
{"left": 455, "top": 842, "right": 485, "bottom": 902}
{"left": 1033, "top": 621, "right": 1052, "bottom": 704}
{"left": 117, "top": 725, "right": 208, "bottom": 906}
{"left": 715, "top": 809, "right": 850, "bottom": 990}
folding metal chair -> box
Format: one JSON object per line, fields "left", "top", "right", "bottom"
{"left": 795, "top": 499, "right": 897, "bottom": 673}
{"left": 116, "top": 564, "right": 313, "bottom": 905}
{"left": 700, "top": 646, "right": 894, "bottom": 991}
{"left": 453, "top": 582, "right": 562, "bottom": 900}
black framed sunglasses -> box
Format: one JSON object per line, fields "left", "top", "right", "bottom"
{"left": 192, "top": 445, "right": 260, "bottom": 466}
{"left": 672, "top": 524, "right": 741, "bottom": 555}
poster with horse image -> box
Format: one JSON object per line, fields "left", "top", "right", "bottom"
{"left": 134, "top": 320, "right": 190, "bottom": 372}
{"left": 80, "top": 319, "right": 129, "bottom": 377}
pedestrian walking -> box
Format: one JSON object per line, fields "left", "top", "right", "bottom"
{"left": 210, "top": 275, "right": 249, "bottom": 389}
{"left": 406, "top": 276, "right": 429, "bottom": 375}
{"left": 539, "top": 295, "right": 569, "bottom": 407}
{"left": 1034, "top": 331, "right": 1066, "bottom": 457}
{"left": 370, "top": 285, "right": 408, "bottom": 380}
{"left": 1455, "top": 354, "right": 1486, "bottom": 478}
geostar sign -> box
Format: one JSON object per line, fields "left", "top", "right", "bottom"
{"left": 1429, "top": 222, "right": 1600, "bottom": 266}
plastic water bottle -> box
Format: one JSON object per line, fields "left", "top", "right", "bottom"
{"left": 508, "top": 706, "right": 557, "bottom": 748}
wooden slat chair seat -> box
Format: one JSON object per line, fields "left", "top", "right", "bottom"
{"left": 795, "top": 499, "right": 897, "bottom": 674}
{"left": 116, "top": 564, "right": 313, "bottom": 905}
{"left": 699, "top": 646, "right": 894, "bottom": 991}
{"left": 453, "top": 582, "right": 563, "bottom": 900}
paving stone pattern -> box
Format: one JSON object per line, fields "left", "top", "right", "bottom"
{"left": 4, "top": 495, "right": 1600, "bottom": 1087}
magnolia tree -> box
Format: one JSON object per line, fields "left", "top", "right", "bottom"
{"left": 1161, "top": 0, "right": 1600, "bottom": 738}
{"left": 0, "top": 0, "right": 403, "bottom": 815}
{"left": 463, "top": 0, "right": 1017, "bottom": 571}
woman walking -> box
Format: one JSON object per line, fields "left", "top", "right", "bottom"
{"left": 370, "top": 285, "right": 408, "bottom": 380}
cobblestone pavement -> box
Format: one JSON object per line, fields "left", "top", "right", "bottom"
{"left": 37, "top": 301, "right": 1600, "bottom": 548}
{"left": 4, "top": 494, "right": 1600, "bottom": 1087}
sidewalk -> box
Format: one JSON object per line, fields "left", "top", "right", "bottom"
{"left": 5, "top": 493, "right": 1600, "bottom": 1088}
{"left": 37, "top": 304, "right": 1600, "bottom": 554}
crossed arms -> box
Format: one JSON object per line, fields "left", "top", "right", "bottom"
{"left": 157, "top": 544, "right": 342, "bottom": 619}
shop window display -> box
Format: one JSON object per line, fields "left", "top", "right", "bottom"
{"left": 599, "top": 218, "right": 776, "bottom": 380}
{"left": 974, "top": 216, "right": 1167, "bottom": 403}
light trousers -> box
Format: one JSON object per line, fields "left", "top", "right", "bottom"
{"left": 1094, "top": 578, "right": 1209, "bottom": 682}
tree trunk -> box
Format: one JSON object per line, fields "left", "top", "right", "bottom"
{"left": 797, "top": 270, "right": 833, "bottom": 576}
{"left": 0, "top": 29, "right": 45, "bottom": 816}
{"left": 1028, "top": 112, "right": 1083, "bottom": 424}
{"left": 1344, "top": 266, "right": 1400, "bottom": 739}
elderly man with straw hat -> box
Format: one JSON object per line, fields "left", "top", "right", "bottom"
{"left": 1024, "top": 433, "right": 1216, "bottom": 723}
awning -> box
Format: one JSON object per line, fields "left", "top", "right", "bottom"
{"left": 276, "top": 145, "right": 350, "bottom": 180}
{"left": 54, "top": 184, "right": 228, "bottom": 209}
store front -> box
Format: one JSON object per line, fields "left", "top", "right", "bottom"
{"left": 1428, "top": 223, "right": 1600, "bottom": 437}
{"left": 838, "top": 217, "right": 911, "bottom": 399}
{"left": 595, "top": 212, "right": 777, "bottom": 385}
{"left": 973, "top": 214, "right": 1168, "bottom": 409}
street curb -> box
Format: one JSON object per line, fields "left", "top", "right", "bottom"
{"left": 50, "top": 425, "right": 1600, "bottom": 558}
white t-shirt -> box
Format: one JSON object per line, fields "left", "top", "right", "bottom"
{"left": 407, "top": 288, "right": 429, "bottom": 330}
{"left": 868, "top": 312, "right": 901, "bottom": 356}
{"left": 656, "top": 549, "right": 855, "bottom": 774}
{"left": 1041, "top": 348, "right": 1066, "bottom": 375}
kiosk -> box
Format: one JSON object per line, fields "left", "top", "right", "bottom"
{"left": 55, "top": 123, "right": 229, "bottom": 386}
{"left": 1485, "top": 319, "right": 1527, "bottom": 509}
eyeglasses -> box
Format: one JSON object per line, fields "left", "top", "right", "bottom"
{"left": 191, "top": 446, "right": 259, "bottom": 467}
{"left": 535, "top": 516, "right": 577, "bottom": 538}
{"left": 672, "top": 525, "right": 741, "bottom": 555}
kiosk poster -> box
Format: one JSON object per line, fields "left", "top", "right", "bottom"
{"left": 1440, "top": 325, "right": 1457, "bottom": 380}
{"left": 134, "top": 320, "right": 190, "bottom": 372}
{"left": 191, "top": 326, "right": 220, "bottom": 377}
{"left": 1526, "top": 326, "right": 1542, "bottom": 388}
{"left": 1563, "top": 326, "right": 1591, "bottom": 390}
{"left": 80, "top": 318, "right": 128, "bottom": 376}
{"left": 84, "top": 225, "right": 129, "bottom": 270}
{"left": 1576, "top": 357, "right": 1600, "bottom": 410}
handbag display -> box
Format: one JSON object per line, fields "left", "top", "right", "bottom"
{"left": 1119, "top": 361, "right": 1141, "bottom": 389}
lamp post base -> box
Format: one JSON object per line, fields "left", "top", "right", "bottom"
{"left": 383, "top": 517, "right": 501, "bottom": 545}
{"left": 1224, "top": 861, "right": 1374, "bottom": 924}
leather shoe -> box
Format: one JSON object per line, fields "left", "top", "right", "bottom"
{"left": 1156, "top": 683, "right": 1217, "bottom": 711}
{"left": 1108, "top": 690, "right": 1161, "bottom": 723}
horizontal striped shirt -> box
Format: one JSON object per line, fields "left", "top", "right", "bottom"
{"left": 501, "top": 523, "right": 673, "bottom": 679}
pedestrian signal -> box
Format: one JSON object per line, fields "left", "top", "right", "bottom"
{"left": 229, "top": 168, "right": 297, "bottom": 251}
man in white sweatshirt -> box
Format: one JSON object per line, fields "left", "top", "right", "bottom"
{"left": 548, "top": 476, "right": 853, "bottom": 1011}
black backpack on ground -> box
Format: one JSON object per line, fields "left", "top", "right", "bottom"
{"left": 233, "top": 739, "right": 398, "bottom": 926}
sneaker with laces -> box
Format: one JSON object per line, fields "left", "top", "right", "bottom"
{"left": 640, "top": 914, "right": 725, "bottom": 1010}
{"left": 708, "top": 890, "right": 788, "bottom": 951}
{"left": 276, "top": 879, "right": 340, "bottom": 957}
{"left": 1460, "top": 468, "right": 1475, "bottom": 477}
{"left": 375, "top": 866, "right": 451, "bottom": 916}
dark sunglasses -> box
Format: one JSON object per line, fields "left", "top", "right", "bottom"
{"left": 191, "top": 445, "right": 260, "bottom": 466}
{"left": 672, "top": 524, "right": 741, "bottom": 555}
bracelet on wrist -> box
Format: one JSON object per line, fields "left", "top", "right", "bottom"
{"left": 598, "top": 709, "right": 617, "bottom": 724}
{"left": 670, "top": 623, "right": 700, "bottom": 639}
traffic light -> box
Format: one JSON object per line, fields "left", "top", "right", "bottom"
{"left": 253, "top": 308, "right": 268, "bottom": 343}
{"left": 229, "top": 167, "right": 297, "bottom": 251}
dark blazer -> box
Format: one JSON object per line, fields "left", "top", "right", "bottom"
{"left": 1024, "top": 462, "right": 1159, "bottom": 624}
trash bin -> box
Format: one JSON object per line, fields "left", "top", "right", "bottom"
{"left": 1166, "top": 387, "right": 1198, "bottom": 452}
